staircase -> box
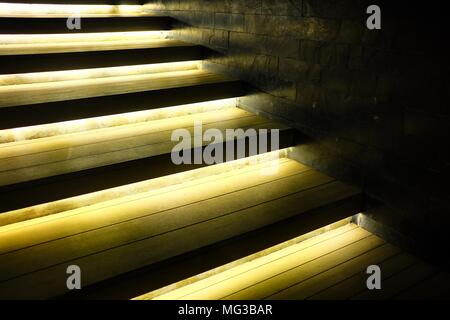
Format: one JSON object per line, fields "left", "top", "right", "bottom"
{"left": 0, "top": 1, "right": 420, "bottom": 300}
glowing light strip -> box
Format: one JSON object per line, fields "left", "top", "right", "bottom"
{"left": 0, "top": 38, "right": 185, "bottom": 55}
{"left": 0, "top": 150, "right": 289, "bottom": 230}
{"left": 0, "top": 60, "right": 201, "bottom": 86}
{"left": 0, "top": 98, "right": 238, "bottom": 143}
{"left": 0, "top": 31, "right": 169, "bottom": 45}
{"left": 0, "top": 3, "right": 146, "bottom": 17}
{"left": 134, "top": 219, "right": 356, "bottom": 300}
{"left": 0, "top": 149, "right": 288, "bottom": 229}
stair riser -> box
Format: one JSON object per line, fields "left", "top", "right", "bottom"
{"left": 0, "top": 130, "right": 297, "bottom": 213}
{"left": 0, "top": 46, "right": 204, "bottom": 74}
{"left": 0, "top": 17, "right": 172, "bottom": 33}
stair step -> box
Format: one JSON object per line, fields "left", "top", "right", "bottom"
{"left": 0, "top": 107, "right": 282, "bottom": 186}
{"left": 0, "top": 82, "right": 245, "bottom": 129}
{"left": 0, "top": 62, "right": 246, "bottom": 128}
{"left": 0, "top": 30, "right": 168, "bottom": 43}
{"left": 0, "top": 38, "right": 196, "bottom": 55}
{"left": 0, "top": 155, "right": 362, "bottom": 299}
{"left": 0, "top": 39, "right": 204, "bottom": 74}
{"left": 134, "top": 223, "right": 436, "bottom": 301}
{"left": 137, "top": 224, "right": 376, "bottom": 300}
{"left": 0, "top": 104, "right": 296, "bottom": 212}
{"left": 0, "top": 64, "right": 237, "bottom": 108}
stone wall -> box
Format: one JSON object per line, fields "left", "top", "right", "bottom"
{"left": 144, "top": 0, "right": 450, "bottom": 258}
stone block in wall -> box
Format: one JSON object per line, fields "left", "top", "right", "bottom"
{"left": 299, "top": 40, "right": 350, "bottom": 67}
{"left": 143, "top": 0, "right": 180, "bottom": 11}
{"left": 171, "top": 11, "right": 215, "bottom": 28}
{"left": 285, "top": 17, "right": 341, "bottom": 41}
{"left": 203, "top": 29, "right": 230, "bottom": 50}
{"left": 279, "top": 58, "right": 321, "bottom": 83}
{"left": 244, "top": 14, "right": 339, "bottom": 41}
{"left": 262, "top": 0, "right": 302, "bottom": 16}
{"left": 229, "top": 32, "right": 299, "bottom": 59}
{"left": 215, "top": 13, "right": 245, "bottom": 31}
{"left": 226, "top": 0, "right": 263, "bottom": 14}
{"left": 182, "top": 0, "right": 262, "bottom": 14}
{"left": 303, "top": 0, "right": 370, "bottom": 19}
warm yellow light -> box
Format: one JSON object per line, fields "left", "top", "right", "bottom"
{"left": 0, "top": 155, "right": 294, "bottom": 263}
{"left": 0, "top": 60, "right": 201, "bottom": 86}
{"left": 0, "top": 31, "right": 169, "bottom": 45}
{"left": 0, "top": 3, "right": 147, "bottom": 17}
{"left": 134, "top": 220, "right": 365, "bottom": 300}
{"left": 0, "top": 107, "right": 268, "bottom": 186}
{"left": 0, "top": 66, "right": 223, "bottom": 108}
{"left": 0, "top": 147, "right": 288, "bottom": 228}
{"left": 0, "top": 38, "right": 189, "bottom": 55}
{"left": 0, "top": 98, "right": 237, "bottom": 143}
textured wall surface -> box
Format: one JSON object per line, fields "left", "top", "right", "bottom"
{"left": 144, "top": 0, "right": 449, "bottom": 255}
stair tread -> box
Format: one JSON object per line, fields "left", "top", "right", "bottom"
{"left": 0, "top": 38, "right": 196, "bottom": 55}
{"left": 0, "top": 3, "right": 155, "bottom": 18}
{"left": 0, "top": 68, "right": 238, "bottom": 108}
{"left": 0, "top": 31, "right": 167, "bottom": 44}
{"left": 0, "top": 157, "right": 361, "bottom": 299}
{"left": 147, "top": 225, "right": 376, "bottom": 300}
{"left": 0, "top": 13, "right": 164, "bottom": 18}
{"left": 0, "top": 107, "right": 289, "bottom": 187}
{"left": 137, "top": 224, "right": 431, "bottom": 301}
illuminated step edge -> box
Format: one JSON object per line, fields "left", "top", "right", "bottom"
{"left": 0, "top": 31, "right": 169, "bottom": 44}
{"left": 0, "top": 3, "right": 152, "bottom": 17}
{"left": 0, "top": 60, "right": 200, "bottom": 86}
{"left": 0, "top": 98, "right": 237, "bottom": 143}
{"left": 133, "top": 218, "right": 355, "bottom": 300}
{"left": 0, "top": 38, "right": 193, "bottom": 56}
{"left": 0, "top": 149, "right": 289, "bottom": 228}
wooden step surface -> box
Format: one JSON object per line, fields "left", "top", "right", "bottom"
{"left": 0, "top": 107, "right": 289, "bottom": 187}
{"left": 0, "top": 31, "right": 168, "bottom": 44}
{"left": 0, "top": 68, "right": 239, "bottom": 108}
{"left": 138, "top": 224, "right": 450, "bottom": 300}
{"left": 0, "top": 3, "right": 152, "bottom": 18}
{"left": 0, "top": 157, "right": 361, "bottom": 299}
{"left": 0, "top": 39, "right": 197, "bottom": 55}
